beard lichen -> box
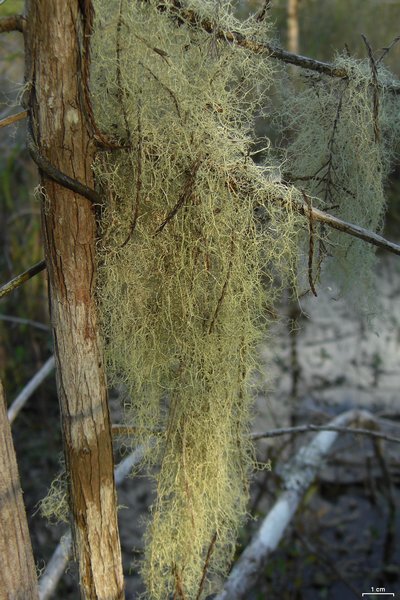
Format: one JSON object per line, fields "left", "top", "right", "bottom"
{"left": 91, "top": 1, "right": 299, "bottom": 598}
{"left": 37, "top": 2, "right": 400, "bottom": 598}
{"left": 280, "top": 55, "right": 400, "bottom": 310}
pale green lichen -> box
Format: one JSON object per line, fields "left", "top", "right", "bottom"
{"left": 38, "top": 3, "right": 400, "bottom": 597}
{"left": 91, "top": 1, "right": 300, "bottom": 598}
{"left": 38, "top": 460, "right": 69, "bottom": 524}
{"left": 280, "top": 55, "right": 400, "bottom": 310}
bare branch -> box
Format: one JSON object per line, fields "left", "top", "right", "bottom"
{"left": 377, "top": 34, "right": 400, "bottom": 66}
{"left": 297, "top": 200, "right": 400, "bottom": 256}
{"left": 0, "top": 14, "right": 24, "bottom": 34}
{"left": 0, "top": 315, "right": 50, "bottom": 332}
{"left": 215, "top": 409, "right": 387, "bottom": 600}
{"left": 0, "top": 260, "right": 46, "bottom": 300}
{"left": 0, "top": 109, "right": 28, "bottom": 129}
{"left": 38, "top": 446, "right": 147, "bottom": 600}
{"left": 361, "top": 34, "right": 380, "bottom": 143}
{"left": 252, "top": 422, "right": 400, "bottom": 445}
{"left": 7, "top": 356, "right": 55, "bottom": 424}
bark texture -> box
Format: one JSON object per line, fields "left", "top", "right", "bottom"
{"left": 24, "top": 2, "right": 125, "bottom": 598}
{"left": 0, "top": 380, "right": 39, "bottom": 600}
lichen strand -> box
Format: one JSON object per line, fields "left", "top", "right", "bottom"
{"left": 281, "top": 56, "right": 400, "bottom": 310}
{"left": 91, "top": 1, "right": 299, "bottom": 598}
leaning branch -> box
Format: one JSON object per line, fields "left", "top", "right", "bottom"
{"left": 0, "top": 260, "right": 46, "bottom": 300}
{"left": 215, "top": 409, "right": 384, "bottom": 600}
{"left": 252, "top": 422, "right": 400, "bottom": 445}
{"left": 160, "top": 0, "right": 400, "bottom": 93}
{"left": 0, "top": 15, "right": 24, "bottom": 34}
{"left": 0, "top": 109, "right": 28, "bottom": 129}
{"left": 8, "top": 356, "right": 55, "bottom": 424}
{"left": 297, "top": 200, "right": 400, "bottom": 256}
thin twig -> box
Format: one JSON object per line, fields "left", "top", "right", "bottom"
{"left": 140, "top": 62, "right": 181, "bottom": 119}
{"left": 7, "top": 356, "right": 55, "bottom": 424}
{"left": 78, "top": 0, "right": 123, "bottom": 149}
{"left": 116, "top": 0, "right": 132, "bottom": 144}
{"left": 120, "top": 103, "right": 143, "bottom": 247}
{"left": 302, "top": 192, "right": 318, "bottom": 297}
{"left": 195, "top": 532, "right": 217, "bottom": 600}
{"left": 0, "top": 14, "right": 24, "bottom": 33}
{"left": 377, "top": 35, "right": 400, "bottom": 66}
{"left": 296, "top": 201, "right": 400, "bottom": 256}
{"left": 112, "top": 420, "right": 400, "bottom": 445}
{"left": 255, "top": 0, "right": 271, "bottom": 23}
{"left": 0, "top": 109, "right": 27, "bottom": 129}
{"left": 155, "top": 159, "right": 201, "bottom": 234}
{"left": 251, "top": 423, "right": 400, "bottom": 444}
{"left": 0, "top": 314, "right": 50, "bottom": 332}
{"left": 0, "top": 259, "right": 46, "bottom": 300}
{"left": 38, "top": 446, "right": 147, "bottom": 600}
{"left": 173, "top": 567, "right": 188, "bottom": 600}
{"left": 361, "top": 34, "right": 380, "bottom": 143}
{"left": 208, "top": 236, "right": 235, "bottom": 333}
{"left": 321, "top": 81, "right": 348, "bottom": 204}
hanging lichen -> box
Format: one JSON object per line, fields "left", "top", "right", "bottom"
{"left": 280, "top": 55, "right": 400, "bottom": 309}
{"left": 90, "top": 1, "right": 300, "bottom": 598}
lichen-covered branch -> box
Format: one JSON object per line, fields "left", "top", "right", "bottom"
{"left": 252, "top": 422, "right": 400, "bottom": 444}
{"left": 298, "top": 201, "right": 400, "bottom": 256}
{"left": 158, "top": 0, "right": 400, "bottom": 93}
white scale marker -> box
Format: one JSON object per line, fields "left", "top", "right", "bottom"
{"left": 362, "top": 594, "right": 395, "bottom": 597}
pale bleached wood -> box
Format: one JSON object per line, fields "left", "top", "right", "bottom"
{"left": 215, "top": 410, "right": 377, "bottom": 600}
{"left": 8, "top": 356, "right": 55, "bottom": 424}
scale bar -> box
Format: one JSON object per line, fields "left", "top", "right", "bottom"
{"left": 362, "top": 594, "right": 395, "bottom": 597}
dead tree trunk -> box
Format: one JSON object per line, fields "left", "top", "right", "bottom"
{"left": 0, "top": 380, "right": 39, "bottom": 600}
{"left": 24, "top": 2, "right": 125, "bottom": 598}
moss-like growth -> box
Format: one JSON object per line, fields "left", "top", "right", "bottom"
{"left": 280, "top": 56, "right": 400, "bottom": 309}
{"left": 91, "top": 1, "right": 299, "bottom": 597}
{"left": 39, "top": 460, "right": 69, "bottom": 524}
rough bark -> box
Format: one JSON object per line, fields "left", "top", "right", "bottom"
{"left": 24, "top": 2, "right": 125, "bottom": 598}
{"left": 0, "top": 379, "right": 39, "bottom": 600}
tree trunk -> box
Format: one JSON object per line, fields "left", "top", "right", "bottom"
{"left": 0, "top": 379, "right": 39, "bottom": 600}
{"left": 287, "top": 0, "right": 300, "bottom": 54}
{"left": 24, "top": 2, "right": 125, "bottom": 598}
